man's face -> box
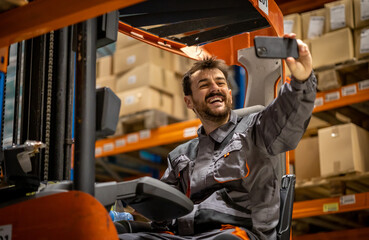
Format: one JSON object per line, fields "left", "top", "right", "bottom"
{"left": 184, "top": 68, "right": 232, "bottom": 122}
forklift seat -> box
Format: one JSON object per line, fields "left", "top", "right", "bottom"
{"left": 114, "top": 106, "right": 296, "bottom": 239}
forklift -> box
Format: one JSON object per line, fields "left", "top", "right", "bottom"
{"left": 0, "top": 0, "right": 295, "bottom": 239}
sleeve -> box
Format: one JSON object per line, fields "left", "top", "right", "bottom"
{"left": 160, "top": 155, "right": 182, "bottom": 191}
{"left": 253, "top": 72, "right": 317, "bottom": 155}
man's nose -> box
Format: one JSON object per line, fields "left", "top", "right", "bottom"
{"left": 209, "top": 80, "right": 220, "bottom": 92}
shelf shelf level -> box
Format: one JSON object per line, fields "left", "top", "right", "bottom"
{"left": 313, "top": 80, "right": 369, "bottom": 113}
{"left": 293, "top": 192, "right": 369, "bottom": 219}
{"left": 95, "top": 119, "right": 201, "bottom": 158}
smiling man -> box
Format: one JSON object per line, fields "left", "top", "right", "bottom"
{"left": 119, "top": 35, "right": 317, "bottom": 240}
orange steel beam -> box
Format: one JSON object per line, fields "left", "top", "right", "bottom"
{"left": 293, "top": 192, "right": 369, "bottom": 219}
{"left": 0, "top": 47, "right": 9, "bottom": 73}
{"left": 118, "top": 0, "right": 284, "bottom": 66}
{"left": 293, "top": 227, "right": 369, "bottom": 240}
{"left": 0, "top": 0, "right": 145, "bottom": 48}
{"left": 118, "top": 21, "right": 189, "bottom": 58}
{"left": 313, "top": 82, "right": 369, "bottom": 113}
{"left": 95, "top": 119, "right": 201, "bottom": 158}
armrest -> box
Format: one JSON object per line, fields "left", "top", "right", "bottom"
{"left": 277, "top": 174, "right": 296, "bottom": 240}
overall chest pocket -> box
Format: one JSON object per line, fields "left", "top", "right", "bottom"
{"left": 213, "top": 140, "right": 249, "bottom": 183}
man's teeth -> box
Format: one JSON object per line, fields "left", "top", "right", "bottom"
{"left": 210, "top": 97, "right": 222, "bottom": 103}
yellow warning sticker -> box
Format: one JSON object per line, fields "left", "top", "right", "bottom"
{"left": 323, "top": 202, "right": 339, "bottom": 212}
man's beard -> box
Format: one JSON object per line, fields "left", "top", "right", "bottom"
{"left": 193, "top": 92, "right": 232, "bottom": 122}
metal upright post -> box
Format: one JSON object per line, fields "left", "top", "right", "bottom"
{"left": 74, "top": 18, "right": 97, "bottom": 195}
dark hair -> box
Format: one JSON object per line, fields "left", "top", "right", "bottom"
{"left": 182, "top": 57, "right": 230, "bottom": 96}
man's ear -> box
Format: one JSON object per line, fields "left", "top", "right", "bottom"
{"left": 184, "top": 95, "right": 193, "bottom": 109}
{"left": 228, "top": 89, "right": 232, "bottom": 104}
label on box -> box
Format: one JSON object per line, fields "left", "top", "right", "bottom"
{"left": 341, "top": 85, "right": 357, "bottom": 96}
{"left": 95, "top": 147, "right": 102, "bottom": 156}
{"left": 325, "top": 91, "right": 340, "bottom": 102}
{"left": 128, "top": 75, "right": 137, "bottom": 85}
{"left": 340, "top": 195, "right": 356, "bottom": 205}
{"left": 127, "top": 133, "right": 139, "bottom": 143}
{"left": 124, "top": 95, "right": 135, "bottom": 105}
{"left": 314, "top": 97, "right": 324, "bottom": 108}
{"left": 284, "top": 19, "right": 294, "bottom": 34}
{"left": 361, "top": 0, "right": 369, "bottom": 21}
{"left": 115, "top": 138, "right": 126, "bottom": 147}
{"left": 360, "top": 29, "right": 369, "bottom": 54}
{"left": 359, "top": 79, "right": 369, "bottom": 90}
{"left": 126, "top": 55, "right": 136, "bottom": 65}
{"left": 308, "top": 16, "right": 325, "bottom": 39}
{"left": 258, "top": 0, "right": 268, "bottom": 15}
{"left": 0, "top": 224, "right": 12, "bottom": 240}
{"left": 103, "top": 143, "right": 114, "bottom": 152}
{"left": 323, "top": 202, "right": 339, "bottom": 212}
{"left": 139, "top": 130, "right": 151, "bottom": 140}
{"left": 330, "top": 4, "right": 346, "bottom": 30}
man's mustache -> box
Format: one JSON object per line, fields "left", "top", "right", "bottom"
{"left": 205, "top": 92, "right": 226, "bottom": 101}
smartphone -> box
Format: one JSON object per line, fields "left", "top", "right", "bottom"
{"left": 254, "top": 36, "right": 299, "bottom": 59}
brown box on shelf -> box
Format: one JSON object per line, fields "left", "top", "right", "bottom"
{"left": 317, "top": 68, "right": 342, "bottom": 91}
{"left": 96, "top": 55, "right": 113, "bottom": 78}
{"left": 113, "top": 43, "right": 171, "bottom": 75}
{"left": 173, "top": 94, "right": 188, "bottom": 120}
{"left": 325, "top": 0, "right": 354, "bottom": 32}
{"left": 353, "top": 0, "right": 369, "bottom": 28}
{"left": 301, "top": 8, "right": 326, "bottom": 40}
{"left": 318, "top": 123, "right": 369, "bottom": 177}
{"left": 354, "top": 26, "right": 369, "bottom": 59}
{"left": 171, "top": 54, "right": 197, "bottom": 75}
{"left": 284, "top": 13, "right": 302, "bottom": 40}
{"left": 96, "top": 75, "right": 116, "bottom": 93}
{"left": 295, "top": 137, "right": 321, "bottom": 182}
{"left": 311, "top": 28, "right": 354, "bottom": 69}
{"left": 116, "top": 33, "right": 141, "bottom": 50}
{"left": 116, "top": 86, "right": 173, "bottom": 117}
{"left": 115, "top": 63, "right": 180, "bottom": 95}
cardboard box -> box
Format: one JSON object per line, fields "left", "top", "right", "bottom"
{"left": 171, "top": 54, "right": 197, "bottom": 75}
{"left": 113, "top": 43, "right": 171, "bottom": 75}
{"left": 284, "top": 13, "right": 302, "bottom": 39}
{"left": 301, "top": 8, "right": 326, "bottom": 40}
{"left": 354, "top": 26, "right": 369, "bottom": 59}
{"left": 325, "top": 0, "right": 355, "bottom": 32}
{"left": 96, "top": 56, "right": 113, "bottom": 78}
{"left": 116, "top": 33, "right": 141, "bottom": 50}
{"left": 172, "top": 95, "right": 187, "bottom": 120}
{"left": 115, "top": 63, "right": 180, "bottom": 94}
{"left": 318, "top": 123, "right": 369, "bottom": 177}
{"left": 295, "top": 137, "right": 321, "bottom": 182}
{"left": 353, "top": 0, "right": 369, "bottom": 28}
{"left": 96, "top": 75, "right": 116, "bottom": 93}
{"left": 116, "top": 87, "right": 173, "bottom": 117}
{"left": 311, "top": 28, "right": 354, "bottom": 69}
{"left": 317, "top": 68, "right": 342, "bottom": 91}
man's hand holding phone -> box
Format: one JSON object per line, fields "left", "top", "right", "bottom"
{"left": 254, "top": 33, "right": 313, "bottom": 82}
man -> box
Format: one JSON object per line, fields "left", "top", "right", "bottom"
{"left": 119, "top": 33, "right": 316, "bottom": 240}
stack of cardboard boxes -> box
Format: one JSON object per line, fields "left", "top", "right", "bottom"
{"left": 284, "top": 0, "right": 369, "bottom": 91}
{"left": 96, "top": 33, "right": 198, "bottom": 135}
{"left": 284, "top": 0, "right": 369, "bottom": 182}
